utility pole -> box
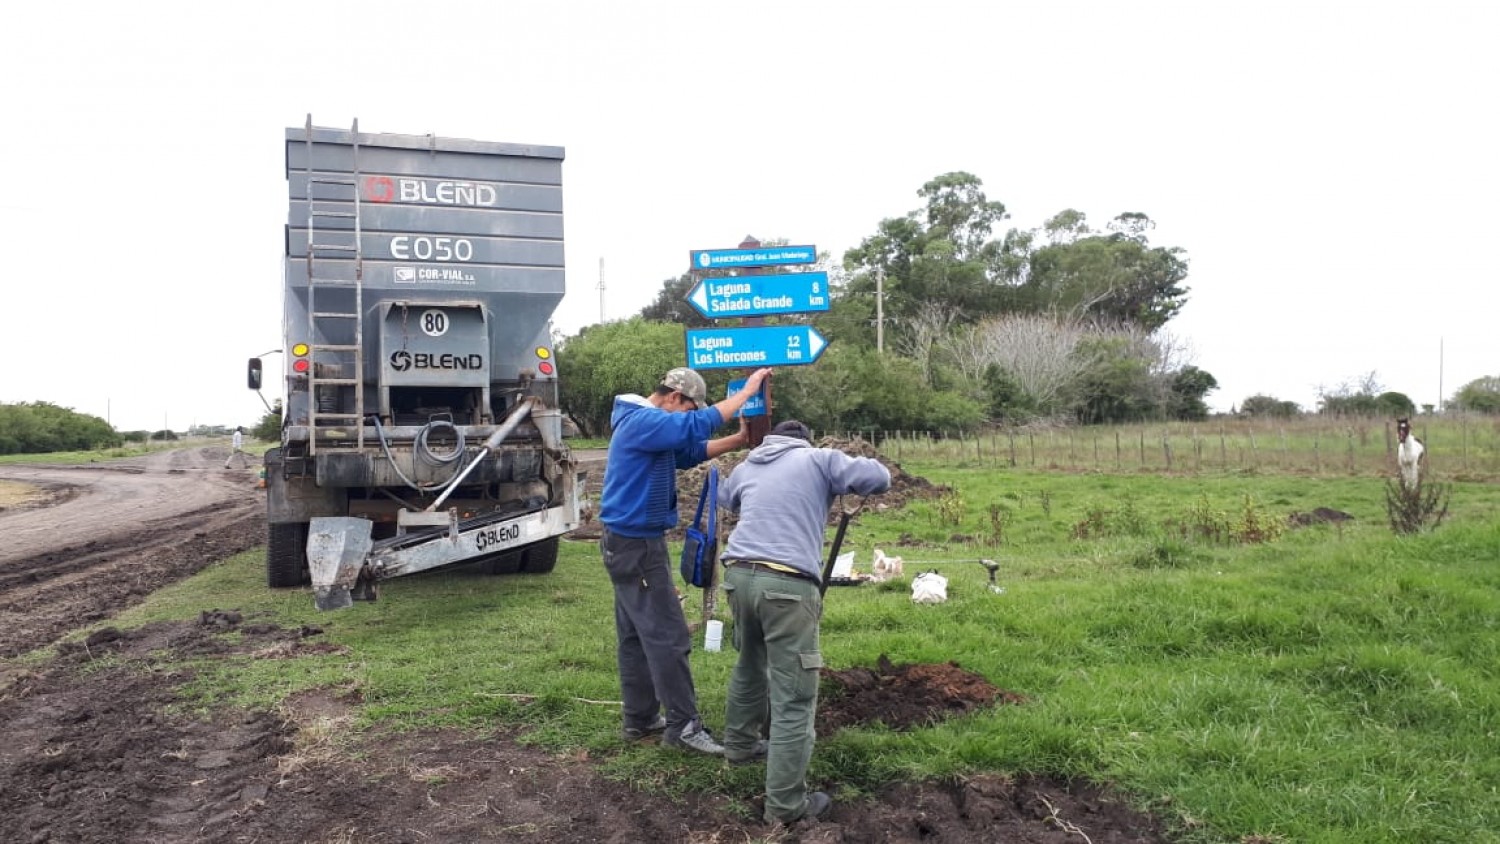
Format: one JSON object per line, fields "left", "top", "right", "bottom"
{"left": 875, "top": 267, "right": 885, "bottom": 354}
{"left": 1438, "top": 337, "right": 1444, "bottom": 412}
{"left": 597, "top": 257, "right": 605, "bottom": 323}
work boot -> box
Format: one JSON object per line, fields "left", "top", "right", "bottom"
{"left": 664, "top": 718, "right": 724, "bottom": 755}
{"left": 621, "top": 714, "right": 667, "bottom": 741}
{"left": 725, "top": 739, "right": 769, "bottom": 766}
{"left": 767, "top": 791, "right": 832, "bottom": 825}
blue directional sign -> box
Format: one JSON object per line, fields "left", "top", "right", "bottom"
{"left": 685, "top": 326, "right": 828, "bottom": 370}
{"left": 691, "top": 245, "right": 816, "bottom": 270}
{"left": 686, "top": 272, "right": 831, "bottom": 319}
{"left": 726, "top": 378, "right": 767, "bottom": 417}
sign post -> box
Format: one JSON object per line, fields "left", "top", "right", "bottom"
{"left": 683, "top": 236, "right": 829, "bottom": 623}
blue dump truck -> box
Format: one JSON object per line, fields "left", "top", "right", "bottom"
{"left": 248, "top": 118, "right": 583, "bottom": 609}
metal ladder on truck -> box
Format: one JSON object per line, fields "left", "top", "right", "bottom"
{"left": 302, "top": 115, "right": 366, "bottom": 455}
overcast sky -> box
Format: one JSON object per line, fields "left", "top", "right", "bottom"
{"left": 3, "top": 0, "right": 1494, "bottom": 432}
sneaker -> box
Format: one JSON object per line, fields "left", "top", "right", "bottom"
{"left": 725, "top": 739, "right": 768, "bottom": 766}
{"left": 664, "top": 719, "right": 724, "bottom": 755}
{"left": 621, "top": 715, "right": 667, "bottom": 741}
{"left": 767, "top": 791, "right": 832, "bottom": 824}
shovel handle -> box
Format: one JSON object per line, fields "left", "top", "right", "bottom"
{"left": 819, "top": 497, "right": 864, "bottom": 597}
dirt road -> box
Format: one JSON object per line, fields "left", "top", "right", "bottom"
{"left": 0, "top": 447, "right": 264, "bottom": 659}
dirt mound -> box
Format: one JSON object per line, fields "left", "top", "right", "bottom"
{"left": 1289, "top": 506, "right": 1355, "bottom": 527}
{"left": 572, "top": 435, "right": 949, "bottom": 541}
{"left": 818, "top": 654, "right": 1025, "bottom": 734}
{"left": 707, "top": 434, "right": 950, "bottom": 522}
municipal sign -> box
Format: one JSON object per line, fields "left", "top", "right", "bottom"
{"left": 686, "top": 272, "right": 830, "bottom": 319}
{"left": 691, "top": 245, "right": 816, "bottom": 270}
{"left": 685, "top": 326, "right": 828, "bottom": 370}
{"left": 726, "top": 378, "right": 767, "bottom": 417}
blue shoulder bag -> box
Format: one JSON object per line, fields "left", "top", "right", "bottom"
{"left": 679, "top": 466, "right": 717, "bottom": 589}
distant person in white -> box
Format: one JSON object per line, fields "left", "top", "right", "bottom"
{"left": 224, "top": 427, "right": 248, "bottom": 469}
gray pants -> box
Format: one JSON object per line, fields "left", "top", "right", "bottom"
{"left": 600, "top": 529, "right": 701, "bottom": 738}
{"left": 721, "top": 563, "right": 824, "bottom": 822}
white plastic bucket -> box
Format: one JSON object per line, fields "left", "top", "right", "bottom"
{"left": 704, "top": 619, "right": 724, "bottom": 652}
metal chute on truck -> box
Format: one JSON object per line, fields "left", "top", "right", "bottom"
{"left": 248, "top": 118, "right": 584, "bottom": 610}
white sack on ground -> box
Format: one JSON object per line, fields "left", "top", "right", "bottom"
{"left": 911, "top": 571, "right": 948, "bottom": 604}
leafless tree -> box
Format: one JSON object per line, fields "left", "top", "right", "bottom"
{"left": 892, "top": 301, "right": 960, "bottom": 386}
{"left": 936, "top": 314, "right": 1097, "bottom": 412}
{"left": 937, "top": 316, "right": 1197, "bottom": 416}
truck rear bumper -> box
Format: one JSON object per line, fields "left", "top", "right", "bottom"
{"left": 369, "top": 504, "right": 579, "bottom": 581}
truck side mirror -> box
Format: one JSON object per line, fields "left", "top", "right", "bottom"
{"left": 247, "top": 358, "right": 263, "bottom": 390}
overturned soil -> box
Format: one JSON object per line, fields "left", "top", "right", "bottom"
{"left": 0, "top": 445, "right": 1171, "bottom": 844}
{"left": 818, "top": 654, "right": 1029, "bottom": 735}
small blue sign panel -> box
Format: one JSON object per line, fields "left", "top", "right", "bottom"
{"left": 686, "top": 272, "right": 831, "bottom": 319}
{"left": 726, "top": 378, "right": 767, "bottom": 417}
{"left": 691, "top": 245, "right": 817, "bottom": 270}
{"left": 685, "top": 326, "right": 829, "bottom": 370}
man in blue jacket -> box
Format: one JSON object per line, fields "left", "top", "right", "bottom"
{"left": 600, "top": 366, "right": 771, "bottom": 755}
{"left": 717, "top": 419, "right": 891, "bottom": 824}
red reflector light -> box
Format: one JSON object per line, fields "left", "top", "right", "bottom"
{"left": 293, "top": 359, "right": 310, "bottom": 373}
{"left": 539, "top": 361, "right": 554, "bottom": 375}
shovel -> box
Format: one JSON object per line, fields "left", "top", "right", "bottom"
{"left": 819, "top": 496, "right": 866, "bottom": 597}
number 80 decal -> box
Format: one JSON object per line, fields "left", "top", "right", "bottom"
{"left": 421, "top": 310, "right": 449, "bottom": 337}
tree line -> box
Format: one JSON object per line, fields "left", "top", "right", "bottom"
{"left": 0, "top": 402, "right": 121, "bottom": 455}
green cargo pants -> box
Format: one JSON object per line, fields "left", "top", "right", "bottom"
{"left": 721, "top": 563, "right": 824, "bottom": 823}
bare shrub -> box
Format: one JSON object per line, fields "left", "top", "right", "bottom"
{"left": 1384, "top": 478, "right": 1451, "bottom": 535}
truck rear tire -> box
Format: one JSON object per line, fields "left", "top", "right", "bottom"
{"left": 267, "top": 522, "right": 310, "bottom": 588}
{"left": 480, "top": 551, "right": 523, "bottom": 575}
{"left": 520, "top": 537, "right": 560, "bottom": 574}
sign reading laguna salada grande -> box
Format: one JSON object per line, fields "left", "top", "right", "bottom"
{"left": 685, "top": 272, "right": 830, "bottom": 319}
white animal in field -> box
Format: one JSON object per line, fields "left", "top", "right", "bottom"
{"left": 870, "top": 548, "right": 904, "bottom": 581}
{"left": 1396, "top": 417, "right": 1425, "bottom": 487}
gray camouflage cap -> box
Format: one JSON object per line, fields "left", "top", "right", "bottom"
{"left": 661, "top": 367, "right": 708, "bottom": 407}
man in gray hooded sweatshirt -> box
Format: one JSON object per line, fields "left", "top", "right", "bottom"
{"left": 717, "top": 420, "right": 891, "bottom": 824}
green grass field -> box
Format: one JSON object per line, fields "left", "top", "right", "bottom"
{"left": 32, "top": 450, "right": 1500, "bottom": 843}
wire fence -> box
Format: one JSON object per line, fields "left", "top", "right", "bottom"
{"left": 827, "top": 414, "right": 1500, "bottom": 479}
